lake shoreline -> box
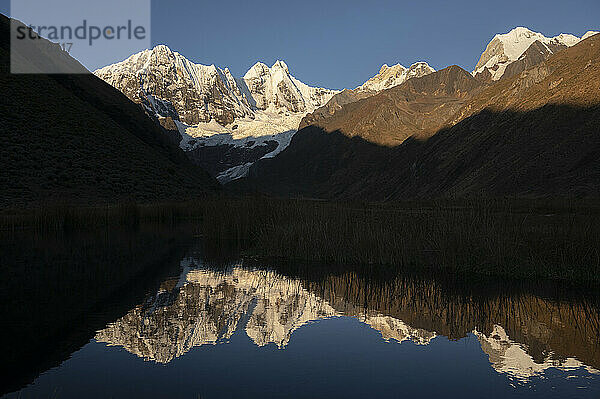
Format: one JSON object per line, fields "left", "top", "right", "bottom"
{"left": 2, "top": 195, "right": 599, "bottom": 286}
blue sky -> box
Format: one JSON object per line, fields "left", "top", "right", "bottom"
{"left": 2, "top": 0, "right": 599, "bottom": 89}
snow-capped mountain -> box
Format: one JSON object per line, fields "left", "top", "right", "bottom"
{"left": 358, "top": 62, "right": 435, "bottom": 92}
{"left": 94, "top": 47, "right": 436, "bottom": 183}
{"left": 94, "top": 45, "right": 340, "bottom": 124}
{"left": 94, "top": 28, "right": 598, "bottom": 184}
{"left": 95, "top": 45, "right": 338, "bottom": 182}
{"left": 244, "top": 60, "right": 336, "bottom": 113}
{"left": 95, "top": 45, "right": 254, "bottom": 126}
{"left": 582, "top": 30, "right": 600, "bottom": 40}
{"left": 473, "top": 27, "right": 599, "bottom": 81}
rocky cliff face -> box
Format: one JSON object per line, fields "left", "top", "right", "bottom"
{"left": 95, "top": 45, "right": 255, "bottom": 126}
{"left": 243, "top": 60, "right": 336, "bottom": 113}
{"left": 95, "top": 48, "right": 339, "bottom": 129}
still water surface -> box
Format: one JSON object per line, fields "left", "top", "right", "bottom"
{"left": 1, "top": 230, "right": 599, "bottom": 398}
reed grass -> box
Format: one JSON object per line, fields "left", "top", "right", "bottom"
{"left": 1, "top": 195, "right": 599, "bottom": 284}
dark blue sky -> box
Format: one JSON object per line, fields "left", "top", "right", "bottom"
{"left": 2, "top": 0, "right": 599, "bottom": 89}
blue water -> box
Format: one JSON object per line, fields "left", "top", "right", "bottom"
{"left": 2, "top": 235, "right": 599, "bottom": 398}
{"left": 9, "top": 317, "right": 598, "bottom": 399}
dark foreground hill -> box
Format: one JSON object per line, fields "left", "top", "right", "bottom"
{"left": 234, "top": 34, "right": 600, "bottom": 199}
{"left": 0, "top": 15, "right": 219, "bottom": 207}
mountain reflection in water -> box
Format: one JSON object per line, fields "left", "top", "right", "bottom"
{"left": 95, "top": 255, "right": 600, "bottom": 384}
{"left": 2, "top": 232, "right": 600, "bottom": 398}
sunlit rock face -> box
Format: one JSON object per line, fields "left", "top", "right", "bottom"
{"left": 96, "top": 48, "right": 339, "bottom": 127}
{"left": 243, "top": 60, "right": 336, "bottom": 114}
{"left": 95, "top": 45, "right": 255, "bottom": 126}
{"left": 475, "top": 325, "right": 600, "bottom": 383}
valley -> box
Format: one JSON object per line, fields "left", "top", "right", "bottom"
{"left": 2, "top": 6, "right": 600, "bottom": 397}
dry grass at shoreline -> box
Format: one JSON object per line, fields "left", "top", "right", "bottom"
{"left": 1, "top": 196, "right": 599, "bottom": 284}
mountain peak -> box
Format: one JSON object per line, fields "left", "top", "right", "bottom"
{"left": 499, "top": 27, "right": 536, "bottom": 39}
{"left": 474, "top": 27, "right": 590, "bottom": 81}
{"left": 359, "top": 61, "right": 434, "bottom": 92}
{"left": 409, "top": 61, "right": 432, "bottom": 68}
{"left": 582, "top": 31, "right": 600, "bottom": 40}
{"left": 152, "top": 44, "right": 174, "bottom": 53}
{"left": 378, "top": 63, "right": 405, "bottom": 73}
{"left": 492, "top": 27, "right": 549, "bottom": 60}
{"left": 271, "top": 60, "right": 289, "bottom": 72}
{"left": 146, "top": 44, "right": 180, "bottom": 60}
{"left": 243, "top": 59, "right": 337, "bottom": 113}
{"left": 243, "top": 62, "right": 271, "bottom": 79}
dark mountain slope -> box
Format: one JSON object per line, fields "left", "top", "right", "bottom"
{"left": 0, "top": 15, "right": 218, "bottom": 207}
{"left": 234, "top": 35, "right": 600, "bottom": 199}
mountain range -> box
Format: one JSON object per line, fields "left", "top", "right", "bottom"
{"left": 232, "top": 28, "right": 600, "bottom": 199}
{"left": 94, "top": 47, "right": 437, "bottom": 182}
{"left": 93, "top": 26, "right": 600, "bottom": 199}
{"left": 3, "top": 16, "right": 600, "bottom": 203}
{"left": 94, "top": 49, "right": 341, "bottom": 182}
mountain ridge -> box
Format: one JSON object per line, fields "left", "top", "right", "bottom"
{"left": 95, "top": 45, "right": 339, "bottom": 126}
{"left": 300, "top": 65, "right": 483, "bottom": 147}
{"left": 233, "top": 33, "right": 600, "bottom": 199}
{"left": 357, "top": 61, "right": 436, "bottom": 92}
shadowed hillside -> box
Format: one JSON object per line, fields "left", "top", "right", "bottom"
{"left": 0, "top": 15, "right": 219, "bottom": 207}
{"left": 237, "top": 104, "right": 600, "bottom": 199}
